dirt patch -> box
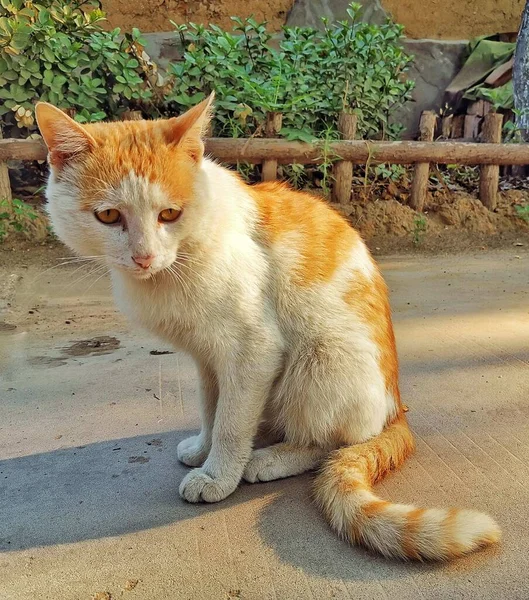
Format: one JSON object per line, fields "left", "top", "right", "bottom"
{"left": 103, "top": 0, "right": 294, "bottom": 33}
{"left": 0, "top": 238, "right": 66, "bottom": 271}
{"left": 123, "top": 579, "right": 139, "bottom": 591}
{"left": 333, "top": 188, "right": 529, "bottom": 254}
{"left": 101, "top": 0, "right": 521, "bottom": 40}
{"left": 382, "top": 0, "right": 522, "bottom": 39}
{"left": 28, "top": 356, "right": 68, "bottom": 368}
{"left": 63, "top": 336, "right": 121, "bottom": 357}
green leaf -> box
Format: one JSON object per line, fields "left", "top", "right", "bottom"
{"left": 280, "top": 127, "right": 315, "bottom": 143}
{"left": 43, "top": 69, "right": 54, "bottom": 86}
{"left": 38, "top": 8, "right": 51, "bottom": 24}
{"left": 42, "top": 46, "right": 55, "bottom": 63}
{"left": 10, "top": 31, "right": 30, "bottom": 50}
{"left": 3, "top": 70, "right": 18, "bottom": 81}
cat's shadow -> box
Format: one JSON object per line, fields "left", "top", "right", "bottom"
{"left": 1, "top": 429, "right": 489, "bottom": 581}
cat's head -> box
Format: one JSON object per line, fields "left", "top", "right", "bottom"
{"left": 35, "top": 94, "right": 214, "bottom": 279}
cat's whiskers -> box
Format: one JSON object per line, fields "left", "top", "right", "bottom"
{"left": 24, "top": 257, "right": 109, "bottom": 300}
{"left": 82, "top": 266, "right": 111, "bottom": 294}
{"left": 61, "top": 261, "right": 109, "bottom": 293}
{"left": 173, "top": 258, "right": 208, "bottom": 287}
{"left": 166, "top": 265, "right": 192, "bottom": 298}
{"left": 29, "top": 256, "right": 98, "bottom": 283}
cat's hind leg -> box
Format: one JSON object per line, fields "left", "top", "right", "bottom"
{"left": 243, "top": 443, "right": 327, "bottom": 483}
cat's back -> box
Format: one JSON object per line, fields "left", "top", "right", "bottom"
{"left": 248, "top": 181, "right": 373, "bottom": 288}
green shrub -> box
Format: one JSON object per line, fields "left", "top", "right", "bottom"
{"left": 0, "top": 0, "right": 154, "bottom": 131}
{"left": 515, "top": 203, "right": 529, "bottom": 223}
{"left": 0, "top": 1, "right": 414, "bottom": 191}
{"left": 0, "top": 196, "right": 47, "bottom": 241}
{"left": 167, "top": 4, "right": 414, "bottom": 142}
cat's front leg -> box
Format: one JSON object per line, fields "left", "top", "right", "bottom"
{"left": 179, "top": 342, "right": 281, "bottom": 503}
{"left": 177, "top": 363, "right": 218, "bottom": 467}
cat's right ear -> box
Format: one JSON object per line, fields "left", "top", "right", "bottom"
{"left": 164, "top": 92, "right": 215, "bottom": 162}
{"left": 35, "top": 103, "right": 95, "bottom": 169}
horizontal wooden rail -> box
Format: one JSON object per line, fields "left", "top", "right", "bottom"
{"left": 2, "top": 137, "right": 529, "bottom": 166}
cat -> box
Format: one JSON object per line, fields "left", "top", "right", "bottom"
{"left": 35, "top": 94, "right": 500, "bottom": 560}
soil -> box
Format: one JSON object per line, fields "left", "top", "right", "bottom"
{"left": 334, "top": 187, "right": 529, "bottom": 254}
{"left": 383, "top": 0, "right": 523, "bottom": 40}
{"left": 101, "top": 0, "right": 522, "bottom": 40}
{"left": 102, "top": 0, "right": 294, "bottom": 34}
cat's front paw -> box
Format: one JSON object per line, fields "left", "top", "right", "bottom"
{"left": 179, "top": 468, "right": 238, "bottom": 503}
{"left": 243, "top": 447, "right": 281, "bottom": 483}
{"left": 177, "top": 435, "right": 210, "bottom": 467}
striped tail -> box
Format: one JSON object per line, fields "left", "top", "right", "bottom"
{"left": 314, "top": 415, "right": 501, "bottom": 560}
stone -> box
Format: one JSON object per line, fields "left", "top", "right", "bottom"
{"left": 286, "top": 0, "right": 387, "bottom": 29}
{"left": 393, "top": 39, "right": 468, "bottom": 138}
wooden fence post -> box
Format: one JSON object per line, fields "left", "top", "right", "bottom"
{"left": 331, "top": 111, "right": 357, "bottom": 204}
{"left": 441, "top": 115, "right": 453, "bottom": 138}
{"left": 0, "top": 128, "right": 12, "bottom": 203}
{"left": 261, "top": 112, "right": 283, "bottom": 181}
{"left": 409, "top": 111, "right": 437, "bottom": 211}
{"left": 479, "top": 113, "right": 503, "bottom": 210}
{"left": 122, "top": 110, "right": 143, "bottom": 121}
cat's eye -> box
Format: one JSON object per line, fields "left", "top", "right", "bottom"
{"left": 159, "top": 208, "right": 181, "bottom": 223}
{"left": 95, "top": 209, "right": 121, "bottom": 225}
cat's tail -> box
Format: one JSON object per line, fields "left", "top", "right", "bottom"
{"left": 313, "top": 414, "right": 500, "bottom": 560}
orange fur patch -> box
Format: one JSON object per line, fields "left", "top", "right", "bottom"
{"left": 344, "top": 267, "right": 401, "bottom": 411}
{"left": 362, "top": 500, "right": 390, "bottom": 517}
{"left": 402, "top": 508, "right": 427, "bottom": 559}
{"left": 337, "top": 473, "right": 369, "bottom": 494}
{"left": 442, "top": 507, "right": 466, "bottom": 558}
{"left": 75, "top": 121, "right": 197, "bottom": 211}
{"left": 326, "top": 414, "right": 415, "bottom": 490}
{"left": 250, "top": 182, "right": 358, "bottom": 285}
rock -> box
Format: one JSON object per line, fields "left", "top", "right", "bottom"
{"left": 286, "top": 0, "right": 387, "bottom": 29}
{"left": 393, "top": 40, "right": 468, "bottom": 139}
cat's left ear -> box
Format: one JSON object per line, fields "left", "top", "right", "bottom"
{"left": 35, "top": 102, "right": 96, "bottom": 170}
{"left": 164, "top": 92, "right": 215, "bottom": 162}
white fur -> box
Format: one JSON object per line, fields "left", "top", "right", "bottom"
{"left": 46, "top": 157, "right": 397, "bottom": 503}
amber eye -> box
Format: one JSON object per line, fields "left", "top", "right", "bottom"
{"left": 159, "top": 208, "right": 181, "bottom": 223}
{"left": 95, "top": 209, "right": 121, "bottom": 225}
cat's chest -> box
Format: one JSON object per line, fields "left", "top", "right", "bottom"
{"left": 112, "top": 272, "right": 241, "bottom": 353}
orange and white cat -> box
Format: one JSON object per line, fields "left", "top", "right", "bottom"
{"left": 35, "top": 95, "right": 500, "bottom": 560}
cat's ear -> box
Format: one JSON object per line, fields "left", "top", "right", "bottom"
{"left": 164, "top": 92, "right": 214, "bottom": 162}
{"left": 35, "top": 102, "right": 95, "bottom": 169}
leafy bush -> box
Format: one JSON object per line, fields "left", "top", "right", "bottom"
{"left": 0, "top": 196, "right": 47, "bottom": 241}
{"left": 0, "top": 0, "right": 155, "bottom": 131}
{"left": 515, "top": 203, "right": 529, "bottom": 223}
{"left": 167, "top": 4, "right": 414, "bottom": 142}
{"left": 0, "top": 1, "right": 414, "bottom": 192}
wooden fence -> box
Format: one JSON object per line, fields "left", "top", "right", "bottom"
{"left": 0, "top": 110, "right": 526, "bottom": 212}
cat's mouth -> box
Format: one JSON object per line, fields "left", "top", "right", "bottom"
{"left": 131, "top": 268, "right": 154, "bottom": 280}
{"left": 113, "top": 263, "right": 157, "bottom": 280}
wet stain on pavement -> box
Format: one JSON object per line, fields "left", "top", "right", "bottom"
{"left": 63, "top": 336, "right": 121, "bottom": 357}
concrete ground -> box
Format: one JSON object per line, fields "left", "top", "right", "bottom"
{"left": 1, "top": 249, "right": 528, "bottom": 600}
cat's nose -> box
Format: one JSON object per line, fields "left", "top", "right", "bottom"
{"left": 132, "top": 255, "right": 154, "bottom": 269}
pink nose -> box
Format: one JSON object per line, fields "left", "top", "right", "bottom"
{"left": 132, "top": 255, "right": 154, "bottom": 269}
